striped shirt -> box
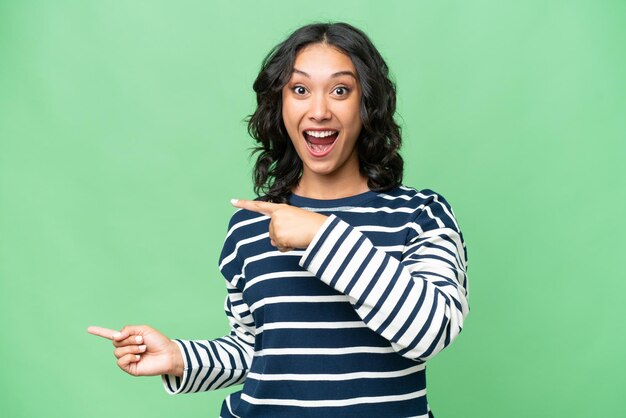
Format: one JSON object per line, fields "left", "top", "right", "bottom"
{"left": 162, "top": 186, "right": 469, "bottom": 417}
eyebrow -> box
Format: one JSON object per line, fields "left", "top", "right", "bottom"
{"left": 292, "top": 68, "right": 357, "bottom": 80}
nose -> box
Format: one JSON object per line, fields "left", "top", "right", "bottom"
{"left": 308, "top": 94, "right": 331, "bottom": 122}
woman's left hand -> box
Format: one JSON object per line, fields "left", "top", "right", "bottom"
{"left": 232, "top": 199, "right": 327, "bottom": 252}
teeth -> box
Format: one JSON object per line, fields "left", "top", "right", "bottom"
{"left": 305, "top": 130, "right": 337, "bottom": 138}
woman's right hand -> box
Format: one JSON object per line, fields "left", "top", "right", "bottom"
{"left": 87, "top": 325, "right": 184, "bottom": 377}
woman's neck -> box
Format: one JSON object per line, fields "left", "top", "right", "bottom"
{"left": 293, "top": 172, "right": 369, "bottom": 200}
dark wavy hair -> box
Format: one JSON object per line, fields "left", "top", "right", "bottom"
{"left": 248, "top": 22, "right": 403, "bottom": 203}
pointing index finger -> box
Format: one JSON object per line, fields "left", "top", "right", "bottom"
{"left": 87, "top": 326, "right": 120, "bottom": 340}
{"left": 231, "top": 199, "right": 278, "bottom": 216}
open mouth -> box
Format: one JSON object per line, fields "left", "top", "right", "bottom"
{"left": 303, "top": 130, "right": 339, "bottom": 156}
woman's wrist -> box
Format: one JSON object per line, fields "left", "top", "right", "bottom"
{"left": 168, "top": 340, "right": 185, "bottom": 377}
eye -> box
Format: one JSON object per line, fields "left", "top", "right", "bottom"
{"left": 333, "top": 86, "right": 350, "bottom": 96}
{"left": 293, "top": 86, "right": 307, "bottom": 95}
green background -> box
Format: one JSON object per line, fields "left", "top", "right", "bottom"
{"left": 1, "top": 1, "right": 624, "bottom": 417}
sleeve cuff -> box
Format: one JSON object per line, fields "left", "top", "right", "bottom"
{"left": 300, "top": 214, "right": 341, "bottom": 271}
{"left": 161, "top": 339, "right": 190, "bottom": 395}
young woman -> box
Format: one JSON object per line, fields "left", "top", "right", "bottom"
{"left": 88, "top": 22, "right": 469, "bottom": 418}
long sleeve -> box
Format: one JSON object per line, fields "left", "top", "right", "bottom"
{"left": 161, "top": 281, "right": 255, "bottom": 394}
{"left": 299, "top": 191, "right": 469, "bottom": 362}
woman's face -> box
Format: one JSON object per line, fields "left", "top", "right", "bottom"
{"left": 282, "top": 43, "right": 363, "bottom": 188}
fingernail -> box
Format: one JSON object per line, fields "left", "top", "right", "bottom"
{"left": 139, "top": 345, "right": 147, "bottom": 352}
{"left": 112, "top": 332, "right": 121, "bottom": 339}
{"left": 135, "top": 336, "right": 143, "bottom": 343}
{"left": 230, "top": 198, "right": 239, "bottom": 205}
{"left": 135, "top": 355, "right": 141, "bottom": 361}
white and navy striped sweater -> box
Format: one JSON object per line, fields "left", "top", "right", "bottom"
{"left": 162, "top": 187, "right": 469, "bottom": 417}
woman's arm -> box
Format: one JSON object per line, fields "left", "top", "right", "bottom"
{"left": 300, "top": 213, "right": 468, "bottom": 362}
{"left": 87, "top": 281, "right": 255, "bottom": 394}
{"left": 162, "top": 282, "right": 255, "bottom": 394}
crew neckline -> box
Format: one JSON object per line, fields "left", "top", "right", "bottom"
{"left": 288, "top": 189, "right": 379, "bottom": 209}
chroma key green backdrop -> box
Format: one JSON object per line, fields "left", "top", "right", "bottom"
{"left": 1, "top": 1, "right": 624, "bottom": 417}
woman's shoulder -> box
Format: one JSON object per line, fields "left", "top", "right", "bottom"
{"left": 374, "top": 185, "right": 461, "bottom": 231}
{"left": 375, "top": 185, "right": 453, "bottom": 208}
{"left": 219, "top": 205, "right": 270, "bottom": 273}
{"left": 224, "top": 205, "right": 268, "bottom": 241}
